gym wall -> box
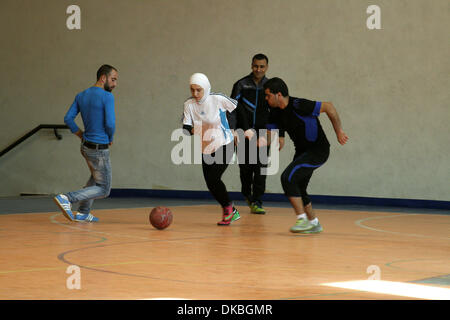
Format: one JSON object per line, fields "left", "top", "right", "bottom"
{"left": 0, "top": 0, "right": 448, "bottom": 202}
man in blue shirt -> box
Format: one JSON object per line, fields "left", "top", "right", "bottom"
{"left": 53, "top": 64, "right": 118, "bottom": 222}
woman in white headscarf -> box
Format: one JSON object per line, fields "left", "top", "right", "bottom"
{"left": 182, "top": 73, "right": 240, "bottom": 225}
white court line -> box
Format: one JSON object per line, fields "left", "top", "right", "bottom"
{"left": 355, "top": 214, "right": 450, "bottom": 240}
{"left": 323, "top": 280, "right": 450, "bottom": 300}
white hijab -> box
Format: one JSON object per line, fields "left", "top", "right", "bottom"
{"left": 189, "top": 73, "right": 211, "bottom": 104}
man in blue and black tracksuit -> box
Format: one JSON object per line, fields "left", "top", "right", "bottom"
{"left": 264, "top": 77, "right": 349, "bottom": 234}
{"left": 231, "top": 53, "right": 274, "bottom": 214}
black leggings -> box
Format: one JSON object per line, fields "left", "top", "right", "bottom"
{"left": 202, "top": 143, "right": 235, "bottom": 207}
{"left": 280, "top": 148, "right": 329, "bottom": 206}
{"left": 238, "top": 138, "right": 269, "bottom": 203}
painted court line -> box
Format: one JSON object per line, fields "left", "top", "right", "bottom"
{"left": 355, "top": 214, "right": 450, "bottom": 240}
{"left": 323, "top": 280, "right": 450, "bottom": 300}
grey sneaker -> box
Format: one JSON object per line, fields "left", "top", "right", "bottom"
{"left": 301, "top": 222, "right": 323, "bottom": 234}
{"left": 290, "top": 218, "right": 314, "bottom": 233}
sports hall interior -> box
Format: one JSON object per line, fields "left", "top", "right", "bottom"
{"left": 0, "top": 0, "right": 448, "bottom": 300}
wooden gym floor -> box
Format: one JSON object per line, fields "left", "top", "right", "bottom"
{"left": 0, "top": 197, "right": 449, "bottom": 300}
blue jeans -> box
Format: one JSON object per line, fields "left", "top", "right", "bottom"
{"left": 65, "top": 144, "right": 112, "bottom": 214}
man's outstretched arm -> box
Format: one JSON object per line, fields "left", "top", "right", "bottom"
{"left": 320, "top": 102, "right": 349, "bottom": 145}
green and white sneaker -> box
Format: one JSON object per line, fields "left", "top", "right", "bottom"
{"left": 218, "top": 206, "right": 240, "bottom": 225}
{"left": 250, "top": 202, "right": 266, "bottom": 214}
{"left": 231, "top": 208, "right": 241, "bottom": 222}
{"left": 290, "top": 218, "right": 322, "bottom": 233}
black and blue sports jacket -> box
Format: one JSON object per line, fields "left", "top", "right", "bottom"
{"left": 231, "top": 73, "right": 271, "bottom": 132}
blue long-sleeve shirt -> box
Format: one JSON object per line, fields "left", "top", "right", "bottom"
{"left": 64, "top": 86, "right": 115, "bottom": 144}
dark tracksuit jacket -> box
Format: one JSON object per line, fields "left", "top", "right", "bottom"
{"left": 231, "top": 73, "right": 270, "bottom": 133}
{"left": 230, "top": 74, "right": 271, "bottom": 203}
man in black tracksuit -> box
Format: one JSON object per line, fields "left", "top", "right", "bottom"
{"left": 231, "top": 54, "right": 280, "bottom": 214}
{"left": 264, "top": 77, "right": 348, "bottom": 233}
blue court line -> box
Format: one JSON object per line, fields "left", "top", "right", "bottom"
{"left": 412, "top": 275, "right": 450, "bottom": 286}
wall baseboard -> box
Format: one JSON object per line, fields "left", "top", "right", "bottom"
{"left": 109, "top": 188, "right": 450, "bottom": 210}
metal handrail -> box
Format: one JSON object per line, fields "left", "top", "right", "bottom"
{"left": 0, "top": 124, "right": 69, "bottom": 157}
